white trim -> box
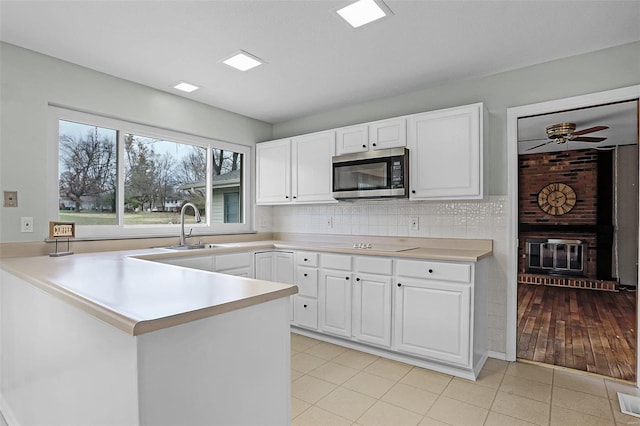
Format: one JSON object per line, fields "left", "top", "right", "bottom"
{"left": 48, "top": 106, "right": 253, "bottom": 239}
{"left": 506, "top": 85, "right": 640, "bottom": 386}
{"left": 487, "top": 350, "right": 507, "bottom": 361}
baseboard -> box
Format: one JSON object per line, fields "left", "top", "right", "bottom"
{"left": 488, "top": 350, "right": 507, "bottom": 361}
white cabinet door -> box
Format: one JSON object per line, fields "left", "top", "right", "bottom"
{"left": 293, "top": 296, "right": 318, "bottom": 330}
{"left": 255, "top": 251, "right": 294, "bottom": 284}
{"left": 256, "top": 139, "right": 291, "bottom": 204}
{"left": 319, "top": 271, "right": 352, "bottom": 338}
{"left": 337, "top": 120, "right": 407, "bottom": 155}
{"left": 255, "top": 251, "right": 294, "bottom": 321}
{"left": 336, "top": 124, "right": 369, "bottom": 155}
{"left": 369, "top": 117, "right": 406, "bottom": 150}
{"left": 273, "top": 252, "right": 294, "bottom": 285}
{"left": 296, "top": 266, "right": 318, "bottom": 298}
{"left": 353, "top": 273, "right": 392, "bottom": 347}
{"left": 254, "top": 252, "right": 274, "bottom": 280}
{"left": 394, "top": 278, "right": 471, "bottom": 366}
{"left": 292, "top": 131, "right": 336, "bottom": 203}
{"left": 156, "top": 255, "right": 214, "bottom": 271}
{"left": 408, "top": 103, "right": 483, "bottom": 200}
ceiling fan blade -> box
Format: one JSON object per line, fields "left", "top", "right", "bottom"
{"left": 526, "top": 140, "right": 553, "bottom": 151}
{"left": 518, "top": 137, "right": 547, "bottom": 142}
{"left": 571, "top": 136, "right": 607, "bottom": 143}
{"left": 571, "top": 125, "right": 609, "bottom": 136}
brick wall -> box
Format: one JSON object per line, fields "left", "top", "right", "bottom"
{"left": 518, "top": 149, "right": 599, "bottom": 279}
{"left": 519, "top": 149, "right": 598, "bottom": 225}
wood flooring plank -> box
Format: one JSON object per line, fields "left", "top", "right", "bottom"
{"left": 516, "top": 283, "right": 636, "bottom": 382}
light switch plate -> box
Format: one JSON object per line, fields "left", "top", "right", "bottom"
{"left": 3, "top": 191, "right": 17, "bottom": 207}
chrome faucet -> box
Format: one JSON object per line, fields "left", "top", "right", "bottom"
{"left": 179, "top": 202, "right": 202, "bottom": 246}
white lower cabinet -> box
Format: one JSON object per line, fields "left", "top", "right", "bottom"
{"left": 352, "top": 256, "right": 392, "bottom": 348}
{"left": 160, "top": 247, "right": 486, "bottom": 380}
{"left": 254, "top": 251, "right": 294, "bottom": 283}
{"left": 353, "top": 273, "right": 392, "bottom": 347}
{"left": 254, "top": 251, "right": 294, "bottom": 320}
{"left": 292, "top": 251, "right": 320, "bottom": 329}
{"left": 155, "top": 254, "right": 214, "bottom": 271}
{"left": 319, "top": 270, "right": 352, "bottom": 338}
{"left": 318, "top": 255, "right": 393, "bottom": 348}
{"left": 394, "top": 278, "right": 471, "bottom": 366}
{"left": 319, "top": 254, "right": 352, "bottom": 338}
{"left": 155, "top": 253, "right": 252, "bottom": 276}
{"left": 293, "top": 296, "right": 318, "bottom": 329}
{"left": 215, "top": 252, "right": 252, "bottom": 277}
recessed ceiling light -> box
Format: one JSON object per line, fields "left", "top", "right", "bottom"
{"left": 221, "top": 50, "right": 264, "bottom": 71}
{"left": 336, "top": 0, "right": 392, "bottom": 28}
{"left": 173, "top": 82, "right": 199, "bottom": 93}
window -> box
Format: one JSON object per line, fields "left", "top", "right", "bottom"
{"left": 50, "top": 107, "right": 252, "bottom": 238}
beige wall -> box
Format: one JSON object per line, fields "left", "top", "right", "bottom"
{"left": 0, "top": 42, "right": 273, "bottom": 243}
{"left": 273, "top": 41, "right": 640, "bottom": 196}
{"left": 270, "top": 41, "right": 640, "bottom": 355}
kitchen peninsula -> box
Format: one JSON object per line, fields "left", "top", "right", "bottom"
{"left": 0, "top": 248, "right": 297, "bottom": 426}
{"left": 0, "top": 235, "right": 492, "bottom": 425}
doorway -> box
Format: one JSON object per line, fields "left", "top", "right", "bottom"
{"left": 506, "top": 86, "right": 640, "bottom": 383}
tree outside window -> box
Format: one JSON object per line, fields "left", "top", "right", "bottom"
{"left": 54, "top": 108, "right": 250, "bottom": 236}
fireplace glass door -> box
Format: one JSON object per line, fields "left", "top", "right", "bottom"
{"left": 526, "top": 239, "right": 585, "bottom": 276}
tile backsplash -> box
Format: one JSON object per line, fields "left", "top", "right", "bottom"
{"left": 263, "top": 196, "right": 509, "bottom": 356}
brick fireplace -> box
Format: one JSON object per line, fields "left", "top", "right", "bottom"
{"left": 518, "top": 148, "right": 617, "bottom": 291}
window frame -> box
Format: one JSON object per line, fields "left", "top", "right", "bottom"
{"left": 48, "top": 106, "right": 253, "bottom": 239}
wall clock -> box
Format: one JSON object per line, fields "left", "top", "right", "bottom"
{"left": 537, "top": 182, "right": 576, "bottom": 216}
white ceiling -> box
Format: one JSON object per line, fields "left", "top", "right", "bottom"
{"left": 518, "top": 100, "right": 638, "bottom": 154}
{"left": 1, "top": 1, "right": 639, "bottom": 124}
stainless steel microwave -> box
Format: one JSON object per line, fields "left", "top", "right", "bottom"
{"left": 332, "top": 148, "right": 409, "bottom": 200}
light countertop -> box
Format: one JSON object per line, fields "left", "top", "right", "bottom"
{"left": 1, "top": 249, "right": 297, "bottom": 336}
{"left": 0, "top": 237, "right": 492, "bottom": 337}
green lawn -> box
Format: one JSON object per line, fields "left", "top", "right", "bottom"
{"left": 59, "top": 211, "right": 192, "bottom": 225}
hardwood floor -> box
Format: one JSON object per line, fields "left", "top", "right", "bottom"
{"left": 517, "top": 283, "right": 637, "bottom": 382}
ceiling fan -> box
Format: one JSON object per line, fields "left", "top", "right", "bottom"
{"left": 523, "top": 122, "right": 609, "bottom": 151}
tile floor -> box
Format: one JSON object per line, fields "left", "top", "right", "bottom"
{"left": 291, "top": 333, "right": 640, "bottom": 426}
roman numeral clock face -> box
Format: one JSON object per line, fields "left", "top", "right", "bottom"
{"left": 537, "top": 183, "right": 576, "bottom": 216}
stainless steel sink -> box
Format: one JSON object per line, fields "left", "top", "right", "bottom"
{"left": 167, "top": 244, "right": 207, "bottom": 250}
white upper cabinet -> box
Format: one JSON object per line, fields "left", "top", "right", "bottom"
{"left": 369, "top": 117, "right": 407, "bottom": 151}
{"left": 336, "top": 117, "right": 406, "bottom": 155}
{"left": 256, "top": 138, "right": 291, "bottom": 204}
{"left": 408, "top": 103, "right": 484, "bottom": 200}
{"left": 256, "top": 131, "right": 336, "bottom": 205}
{"left": 336, "top": 124, "right": 368, "bottom": 155}
{"left": 291, "top": 131, "right": 335, "bottom": 203}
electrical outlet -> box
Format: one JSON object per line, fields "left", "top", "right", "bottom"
{"left": 409, "top": 216, "right": 419, "bottom": 231}
{"left": 327, "top": 216, "right": 334, "bottom": 228}
{"left": 21, "top": 216, "right": 33, "bottom": 233}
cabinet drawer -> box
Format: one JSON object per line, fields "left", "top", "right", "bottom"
{"left": 296, "top": 251, "right": 318, "bottom": 267}
{"left": 320, "top": 253, "right": 352, "bottom": 271}
{"left": 293, "top": 296, "right": 318, "bottom": 330}
{"left": 215, "top": 252, "right": 251, "bottom": 271}
{"left": 296, "top": 267, "right": 318, "bottom": 298}
{"left": 355, "top": 256, "right": 393, "bottom": 275}
{"left": 396, "top": 259, "right": 470, "bottom": 283}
